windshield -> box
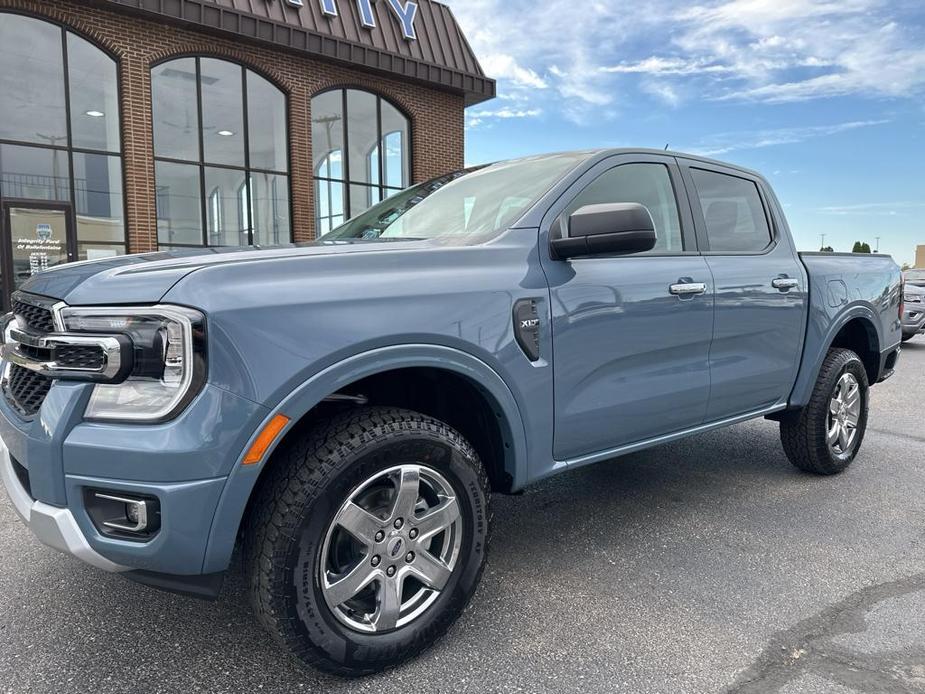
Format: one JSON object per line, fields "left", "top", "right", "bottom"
{"left": 317, "top": 152, "right": 590, "bottom": 244}
{"left": 906, "top": 269, "right": 925, "bottom": 284}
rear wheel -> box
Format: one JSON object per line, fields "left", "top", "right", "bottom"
{"left": 780, "top": 348, "right": 869, "bottom": 475}
{"left": 244, "top": 407, "right": 491, "bottom": 676}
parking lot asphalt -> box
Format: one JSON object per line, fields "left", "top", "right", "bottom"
{"left": 2, "top": 340, "right": 924, "bottom": 694}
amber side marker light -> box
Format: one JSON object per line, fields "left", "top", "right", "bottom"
{"left": 243, "top": 414, "right": 290, "bottom": 465}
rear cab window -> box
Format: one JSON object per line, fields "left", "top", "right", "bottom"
{"left": 690, "top": 168, "right": 772, "bottom": 253}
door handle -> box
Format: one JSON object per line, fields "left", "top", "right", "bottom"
{"left": 669, "top": 282, "right": 707, "bottom": 296}
{"left": 772, "top": 277, "right": 799, "bottom": 291}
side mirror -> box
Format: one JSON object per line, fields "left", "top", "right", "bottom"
{"left": 550, "top": 203, "right": 658, "bottom": 260}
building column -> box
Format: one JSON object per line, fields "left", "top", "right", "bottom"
{"left": 290, "top": 84, "right": 315, "bottom": 242}
{"left": 119, "top": 52, "right": 158, "bottom": 253}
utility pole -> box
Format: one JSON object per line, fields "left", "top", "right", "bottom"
{"left": 875, "top": 236, "right": 880, "bottom": 253}
{"left": 820, "top": 233, "right": 826, "bottom": 250}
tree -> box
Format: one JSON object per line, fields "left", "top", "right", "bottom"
{"left": 820, "top": 245, "right": 834, "bottom": 252}
{"left": 852, "top": 241, "right": 871, "bottom": 253}
{"left": 902, "top": 263, "right": 912, "bottom": 271}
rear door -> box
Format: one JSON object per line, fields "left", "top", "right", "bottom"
{"left": 541, "top": 153, "right": 714, "bottom": 461}
{"left": 678, "top": 160, "right": 807, "bottom": 421}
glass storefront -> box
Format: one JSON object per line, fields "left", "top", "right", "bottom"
{"left": 151, "top": 57, "right": 291, "bottom": 249}
{"left": 0, "top": 12, "right": 125, "bottom": 306}
{"left": 0, "top": 9, "right": 424, "bottom": 309}
{"left": 311, "top": 88, "right": 410, "bottom": 235}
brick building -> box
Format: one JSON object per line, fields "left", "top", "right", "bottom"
{"left": 0, "top": 0, "right": 494, "bottom": 308}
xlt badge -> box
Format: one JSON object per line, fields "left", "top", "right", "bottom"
{"left": 513, "top": 299, "right": 541, "bottom": 362}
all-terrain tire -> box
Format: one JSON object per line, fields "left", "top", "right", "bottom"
{"left": 243, "top": 406, "right": 491, "bottom": 677}
{"left": 779, "top": 348, "right": 869, "bottom": 475}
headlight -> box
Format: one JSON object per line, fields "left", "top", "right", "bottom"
{"left": 59, "top": 305, "right": 206, "bottom": 422}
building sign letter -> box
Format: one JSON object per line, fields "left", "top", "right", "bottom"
{"left": 355, "top": 0, "right": 376, "bottom": 28}
{"left": 385, "top": 0, "right": 418, "bottom": 41}
{"left": 306, "top": 0, "right": 418, "bottom": 39}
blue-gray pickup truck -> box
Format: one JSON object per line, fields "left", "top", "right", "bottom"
{"left": 0, "top": 150, "right": 903, "bottom": 675}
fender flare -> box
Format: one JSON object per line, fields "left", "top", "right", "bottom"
{"left": 789, "top": 303, "right": 883, "bottom": 408}
{"left": 200, "top": 344, "right": 529, "bottom": 573}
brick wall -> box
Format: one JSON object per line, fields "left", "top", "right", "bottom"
{"left": 0, "top": 0, "right": 466, "bottom": 250}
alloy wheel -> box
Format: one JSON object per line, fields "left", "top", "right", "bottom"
{"left": 319, "top": 464, "right": 463, "bottom": 633}
{"left": 826, "top": 372, "right": 861, "bottom": 455}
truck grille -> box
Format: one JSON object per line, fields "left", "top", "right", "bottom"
{"left": 4, "top": 293, "right": 61, "bottom": 416}
{"left": 55, "top": 344, "right": 106, "bottom": 370}
{"left": 12, "top": 299, "right": 56, "bottom": 333}
{"left": 5, "top": 364, "right": 53, "bottom": 416}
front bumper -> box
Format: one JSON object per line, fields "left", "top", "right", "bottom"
{"left": 0, "top": 438, "right": 126, "bottom": 571}
{"left": 902, "top": 303, "right": 925, "bottom": 335}
{"left": 0, "top": 380, "right": 266, "bottom": 576}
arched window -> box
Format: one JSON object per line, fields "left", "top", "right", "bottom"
{"left": 151, "top": 57, "right": 291, "bottom": 248}
{"left": 311, "top": 88, "right": 410, "bottom": 235}
{"left": 0, "top": 12, "right": 125, "bottom": 291}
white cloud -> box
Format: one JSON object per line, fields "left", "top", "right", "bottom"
{"left": 689, "top": 119, "right": 889, "bottom": 156}
{"left": 601, "top": 57, "right": 733, "bottom": 76}
{"left": 444, "top": 0, "right": 925, "bottom": 119}
{"left": 479, "top": 53, "right": 548, "bottom": 90}
{"left": 640, "top": 81, "right": 682, "bottom": 107}
{"left": 467, "top": 107, "right": 542, "bottom": 129}
{"left": 818, "top": 202, "right": 925, "bottom": 216}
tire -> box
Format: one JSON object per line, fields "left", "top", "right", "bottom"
{"left": 779, "top": 348, "right": 869, "bottom": 475}
{"left": 243, "top": 406, "right": 491, "bottom": 677}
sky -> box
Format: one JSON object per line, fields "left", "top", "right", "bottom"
{"left": 444, "top": 0, "right": 925, "bottom": 266}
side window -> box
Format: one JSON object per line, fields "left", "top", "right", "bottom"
{"left": 565, "top": 163, "right": 683, "bottom": 253}
{"left": 690, "top": 169, "right": 772, "bottom": 253}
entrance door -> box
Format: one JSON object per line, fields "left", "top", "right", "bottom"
{"left": 1, "top": 202, "right": 75, "bottom": 310}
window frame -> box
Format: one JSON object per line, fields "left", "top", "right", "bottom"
{"left": 678, "top": 160, "right": 779, "bottom": 256}
{"left": 311, "top": 86, "right": 412, "bottom": 234}
{"left": 0, "top": 10, "right": 128, "bottom": 259}
{"left": 542, "top": 154, "right": 699, "bottom": 260}
{"left": 150, "top": 55, "right": 292, "bottom": 249}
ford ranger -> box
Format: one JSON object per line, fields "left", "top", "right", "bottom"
{"left": 0, "top": 150, "right": 904, "bottom": 676}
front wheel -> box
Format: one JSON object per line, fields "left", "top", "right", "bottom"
{"left": 244, "top": 407, "right": 491, "bottom": 676}
{"left": 779, "top": 348, "right": 869, "bottom": 475}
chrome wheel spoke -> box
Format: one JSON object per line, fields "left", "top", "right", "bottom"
{"left": 324, "top": 561, "right": 376, "bottom": 607}
{"left": 335, "top": 501, "right": 381, "bottom": 546}
{"left": 844, "top": 384, "right": 860, "bottom": 410}
{"left": 827, "top": 420, "right": 841, "bottom": 446}
{"left": 838, "top": 421, "right": 851, "bottom": 450}
{"left": 390, "top": 466, "right": 421, "bottom": 520}
{"left": 408, "top": 550, "right": 453, "bottom": 591}
{"left": 413, "top": 496, "right": 460, "bottom": 543}
{"left": 373, "top": 575, "right": 403, "bottom": 631}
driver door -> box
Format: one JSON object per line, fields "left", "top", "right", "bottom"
{"left": 540, "top": 154, "right": 714, "bottom": 461}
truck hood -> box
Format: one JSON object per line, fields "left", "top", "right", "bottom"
{"left": 20, "top": 241, "right": 430, "bottom": 305}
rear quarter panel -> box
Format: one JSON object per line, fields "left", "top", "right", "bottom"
{"left": 790, "top": 253, "right": 902, "bottom": 407}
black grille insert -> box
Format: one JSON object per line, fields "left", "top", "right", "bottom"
{"left": 5, "top": 364, "right": 53, "bottom": 416}
{"left": 55, "top": 344, "right": 106, "bottom": 370}
{"left": 12, "top": 299, "right": 56, "bottom": 333}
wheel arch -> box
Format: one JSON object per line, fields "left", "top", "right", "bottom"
{"left": 790, "top": 306, "right": 882, "bottom": 408}
{"left": 201, "top": 345, "right": 528, "bottom": 574}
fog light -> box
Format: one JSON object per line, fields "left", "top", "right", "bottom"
{"left": 96, "top": 493, "right": 156, "bottom": 533}
{"left": 84, "top": 489, "right": 161, "bottom": 539}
